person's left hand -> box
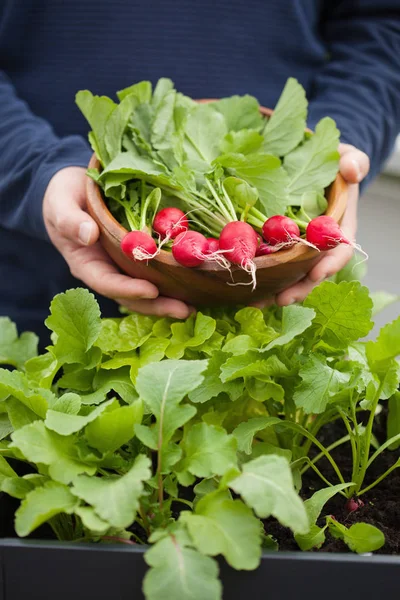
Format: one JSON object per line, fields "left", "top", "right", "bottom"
{"left": 268, "top": 143, "right": 370, "bottom": 308}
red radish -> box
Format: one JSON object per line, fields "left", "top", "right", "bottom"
{"left": 172, "top": 231, "right": 209, "bottom": 267}
{"left": 256, "top": 243, "right": 278, "bottom": 256}
{"left": 262, "top": 215, "right": 300, "bottom": 246}
{"left": 121, "top": 231, "right": 158, "bottom": 261}
{"left": 345, "top": 497, "right": 365, "bottom": 514}
{"left": 219, "top": 221, "right": 258, "bottom": 289}
{"left": 206, "top": 238, "right": 220, "bottom": 254}
{"left": 306, "top": 215, "right": 351, "bottom": 251}
{"left": 153, "top": 207, "right": 189, "bottom": 240}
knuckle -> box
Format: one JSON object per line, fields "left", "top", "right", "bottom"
{"left": 55, "top": 214, "right": 70, "bottom": 235}
{"left": 68, "top": 263, "right": 81, "bottom": 281}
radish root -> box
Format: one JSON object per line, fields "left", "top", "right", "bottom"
{"left": 131, "top": 247, "right": 160, "bottom": 262}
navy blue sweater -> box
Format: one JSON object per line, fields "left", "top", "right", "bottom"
{"left": 1, "top": 0, "right": 400, "bottom": 343}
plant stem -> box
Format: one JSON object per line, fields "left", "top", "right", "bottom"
{"left": 246, "top": 214, "right": 264, "bottom": 230}
{"left": 139, "top": 180, "right": 147, "bottom": 230}
{"left": 112, "top": 196, "right": 138, "bottom": 231}
{"left": 350, "top": 395, "right": 361, "bottom": 478}
{"left": 172, "top": 498, "right": 194, "bottom": 509}
{"left": 358, "top": 460, "right": 400, "bottom": 496}
{"left": 139, "top": 504, "right": 151, "bottom": 537}
{"left": 49, "top": 514, "right": 75, "bottom": 541}
{"left": 293, "top": 457, "right": 339, "bottom": 491}
{"left": 286, "top": 421, "right": 345, "bottom": 484}
{"left": 168, "top": 190, "right": 227, "bottom": 229}
{"left": 300, "top": 434, "right": 350, "bottom": 475}
{"left": 130, "top": 531, "right": 147, "bottom": 545}
{"left": 157, "top": 452, "right": 163, "bottom": 511}
{"left": 354, "top": 381, "right": 384, "bottom": 494}
{"left": 302, "top": 414, "right": 326, "bottom": 455}
{"left": 337, "top": 408, "right": 358, "bottom": 486}
{"left": 247, "top": 205, "right": 268, "bottom": 223}
{"left": 366, "top": 432, "right": 400, "bottom": 469}
{"left": 221, "top": 184, "right": 240, "bottom": 222}
{"left": 206, "top": 179, "right": 236, "bottom": 222}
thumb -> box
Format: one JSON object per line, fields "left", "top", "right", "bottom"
{"left": 44, "top": 167, "right": 100, "bottom": 246}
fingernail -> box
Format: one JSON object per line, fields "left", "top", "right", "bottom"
{"left": 144, "top": 291, "right": 159, "bottom": 299}
{"left": 351, "top": 159, "right": 362, "bottom": 183}
{"left": 79, "top": 221, "right": 93, "bottom": 245}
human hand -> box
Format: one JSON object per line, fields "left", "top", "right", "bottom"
{"left": 42, "top": 167, "right": 192, "bottom": 318}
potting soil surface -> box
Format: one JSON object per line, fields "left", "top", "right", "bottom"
{"left": 264, "top": 408, "right": 400, "bottom": 554}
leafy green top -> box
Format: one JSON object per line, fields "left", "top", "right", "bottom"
{"left": 76, "top": 77, "right": 340, "bottom": 236}
{"left": 0, "top": 282, "right": 398, "bottom": 600}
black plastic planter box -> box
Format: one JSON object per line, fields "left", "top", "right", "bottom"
{"left": 1, "top": 490, "right": 400, "bottom": 600}
{"left": 1, "top": 537, "right": 400, "bottom": 600}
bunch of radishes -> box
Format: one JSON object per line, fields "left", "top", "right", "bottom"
{"left": 121, "top": 204, "right": 353, "bottom": 289}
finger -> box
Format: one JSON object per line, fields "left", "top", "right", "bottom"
{"left": 337, "top": 183, "right": 358, "bottom": 241}
{"left": 338, "top": 143, "right": 370, "bottom": 184}
{"left": 43, "top": 167, "right": 100, "bottom": 246}
{"left": 49, "top": 200, "right": 100, "bottom": 246}
{"left": 276, "top": 243, "right": 354, "bottom": 306}
{"left": 303, "top": 243, "right": 355, "bottom": 283}
{"left": 65, "top": 241, "right": 160, "bottom": 300}
{"left": 116, "top": 296, "right": 194, "bottom": 319}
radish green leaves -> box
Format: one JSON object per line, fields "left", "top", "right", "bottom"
{"left": 0, "top": 283, "right": 398, "bottom": 599}
{"left": 76, "top": 77, "right": 340, "bottom": 232}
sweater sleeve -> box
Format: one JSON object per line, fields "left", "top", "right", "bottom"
{"left": 0, "top": 70, "right": 92, "bottom": 241}
{"left": 307, "top": 0, "right": 400, "bottom": 184}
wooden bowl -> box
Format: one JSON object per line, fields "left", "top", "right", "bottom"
{"left": 86, "top": 105, "right": 347, "bottom": 307}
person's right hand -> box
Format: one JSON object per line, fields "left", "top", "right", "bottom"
{"left": 42, "top": 166, "right": 192, "bottom": 318}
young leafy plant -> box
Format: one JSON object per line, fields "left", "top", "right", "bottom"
{"left": 0, "top": 281, "right": 399, "bottom": 599}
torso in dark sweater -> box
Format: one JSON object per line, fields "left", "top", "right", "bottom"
{"left": 0, "top": 0, "right": 399, "bottom": 343}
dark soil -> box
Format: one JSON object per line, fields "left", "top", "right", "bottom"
{"left": 264, "top": 408, "right": 400, "bottom": 554}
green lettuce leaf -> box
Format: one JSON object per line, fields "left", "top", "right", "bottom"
{"left": 10, "top": 421, "right": 96, "bottom": 484}
{"left": 0, "top": 317, "right": 38, "bottom": 369}
{"left": 71, "top": 454, "right": 151, "bottom": 528}
{"left": 135, "top": 360, "right": 206, "bottom": 445}
{"left": 166, "top": 313, "right": 216, "bottom": 359}
{"left": 181, "top": 490, "right": 262, "bottom": 570}
{"left": 75, "top": 90, "right": 116, "bottom": 165}
{"left": 304, "top": 281, "right": 373, "bottom": 349}
{"left": 216, "top": 152, "right": 289, "bottom": 216}
{"left": 284, "top": 117, "right": 340, "bottom": 202}
{"left": 184, "top": 104, "right": 227, "bottom": 164}
{"left": 143, "top": 527, "right": 222, "bottom": 600}
{"left": 230, "top": 455, "right": 309, "bottom": 534}
{"left": 262, "top": 78, "right": 307, "bottom": 156}
{"left": 15, "top": 481, "right": 79, "bottom": 537}
{"left": 95, "top": 314, "right": 154, "bottom": 354}
{"left": 177, "top": 423, "right": 237, "bottom": 479}
{"left": 294, "top": 355, "right": 351, "bottom": 414}
{"left": 211, "top": 95, "right": 264, "bottom": 132}
{"left": 188, "top": 351, "right": 243, "bottom": 403}
{"left": 85, "top": 400, "right": 143, "bottom": 453}
{"left": 0, "top": 369, "right": 55, "bottom": 417}
{"left": 45, "top": 289, "right": 102, "bottom": 365}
